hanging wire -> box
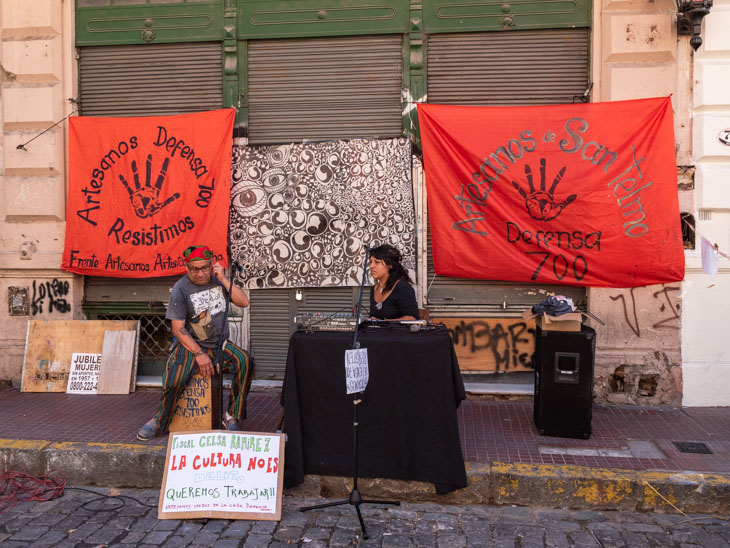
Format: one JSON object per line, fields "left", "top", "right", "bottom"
{"left": 16, "top": 106, "right": 77, "bottom": 151}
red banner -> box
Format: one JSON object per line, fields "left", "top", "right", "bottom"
{"left": 62, "top": 109, "right": 235, "bottom": 277}
{"left": 418, "top": 97, "right": 685, "bottom": 288}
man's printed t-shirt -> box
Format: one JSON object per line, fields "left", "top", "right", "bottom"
{"left": 166, "top": 276, "right": 229, "bottom": 348}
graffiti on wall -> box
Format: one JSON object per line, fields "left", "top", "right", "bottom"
{"left": 608, "top": 284, "right": 680, "bottom": 337}
{"left": 31, "top": 279, "right": 71, "bottom": 315}
{"left": 433, "top": 317, "right": 536, "bottom": 372}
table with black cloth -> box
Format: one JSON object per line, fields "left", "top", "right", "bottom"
{"left": 281, "top": 324, "right": 467, "bottom": 494}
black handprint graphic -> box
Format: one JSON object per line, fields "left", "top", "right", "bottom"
{"left": 119, "top": 155, "right": 181, "bottom": 219}
{"left": 512, "top": 158, "right": 576, "bottom": 221}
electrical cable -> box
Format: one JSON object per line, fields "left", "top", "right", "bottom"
{"left": 0, "top": 470, "right": 156, "bottom": 515}
{"left": 0, "top": 470, "right": 65, "bottom": 514}
{"left": 64, "top": 486, "right": 157, "bottom": 512}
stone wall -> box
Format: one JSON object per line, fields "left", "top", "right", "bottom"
{"left": 589, "top": 0, "right": 685, "bottom": 404}
{"left": 0, "top": 0, "right": 81, "bottom": 384}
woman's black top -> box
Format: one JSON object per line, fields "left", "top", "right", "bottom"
{"left": 369, "top": 281, "right": 419, "bottom": 320}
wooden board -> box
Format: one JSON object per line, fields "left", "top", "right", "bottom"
{"left": 97, "top": 330, "right": 138, "bottom": 394}
{"left": 21, "top": 320, "right": 139, "bottom": 393}
{"left": 168, "top": 373, "right": 213, "bottom": 432}
{"left": 432, "top": 317, "right": 536, "bottom": 372}
{"left": 158, "top": 431, "right": 285, "bottom": 521}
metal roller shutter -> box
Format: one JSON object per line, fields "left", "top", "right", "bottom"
{"left": 78, "top": 42, "right": 224, "bottom": 376}
{"left": 78, "top": 41, "right": 224, "bottom": 301}
{"left": 249, "top": 287, "right": 358, "bottom": 380}
{"left": 78, "top": 42, "right": 223, "bottom": 117}
{"left": 247, "top": 35, "right": 404, "bottom": 144}
{"left": 295, "top": 288, "right": 359, "bottom": 318}
{"left": 426, "top": 221, "right": 585, "bottom": 316}
{"left": 245, "top": 34, "right": 403, "bottom": 377}
{"left": 427, "top": 29, "right": 590, "bottom": 106}
{"left": 79, "top": 41, "right": 224, "bottom": 303}
{"left": 249, "top": 289, "right": 293, "bottom": 381}
{"left": 425, "top": 28, "right": 590, "bottom": 317}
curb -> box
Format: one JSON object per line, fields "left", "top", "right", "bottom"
{"left": 2, "top": 438, "right": 729, "bottom": 514}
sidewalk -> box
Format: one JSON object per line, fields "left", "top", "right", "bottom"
{"left": 1, "top": 386, "right": 729, "bottom": 514}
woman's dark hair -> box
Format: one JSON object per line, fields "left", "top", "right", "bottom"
{"left": 370, "top": 244, "right": 413, "bottom": 291}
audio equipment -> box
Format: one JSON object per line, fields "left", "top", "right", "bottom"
{"left": 295, "top": 312, "right": 364, "bottom": 333}
{"left": 533, "top": 325, "right": 596, "bottom": 439}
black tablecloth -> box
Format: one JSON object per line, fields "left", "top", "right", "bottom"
{"left": 281, "top": 324, "right": 467, "bottom": 494}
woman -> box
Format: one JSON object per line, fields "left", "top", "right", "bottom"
{"left": 368, "top": 244, "right": 419, "bottom": 321}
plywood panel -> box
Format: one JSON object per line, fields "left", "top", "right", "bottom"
{"left": 97, "top": 330, "right": 138, "bottom": 394}
{"left": 21, "top": 320, "right": 139, "bottom": 392}
{"left": 433, "top": 317, "right": 536, "bottom": 372}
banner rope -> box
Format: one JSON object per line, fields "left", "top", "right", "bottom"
{"left": 16, "top": 108, "right": 77, "bottom": 151}
{"left": 682, "top": 216, "right": 730, "bottom": 261}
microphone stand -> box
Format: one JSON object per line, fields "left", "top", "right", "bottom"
{"left": 300, "top": 246, "right": 400, "bottom": 539}
{"left": 211, "top": 261, "right": 239, "bottom": 431}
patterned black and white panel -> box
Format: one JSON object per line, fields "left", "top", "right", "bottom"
{"left": 230, "top": 138, "right": 415, "bottom": 289}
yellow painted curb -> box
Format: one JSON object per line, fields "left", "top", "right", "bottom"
{"left": 50, "top": 440, "right": 167, "bottom": 454}
{"left": 489, "top": 461, "right": 730, "bottom": 512}
{"left": 2, "top": 439, "right": 729, "bottom": 512}
{"left": 0, "top": 438, "right": 51, "bottom": 451}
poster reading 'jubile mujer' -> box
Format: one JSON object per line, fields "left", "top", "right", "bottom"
{"left": 62, "top": 109, "right": 235, "bottom": 278}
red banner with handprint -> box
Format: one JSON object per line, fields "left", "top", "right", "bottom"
{"left": 62, "top": 109, "right": 235, "bottom": 277}
{"left": 418, "top": 97, "right": 685, "bottom": 288}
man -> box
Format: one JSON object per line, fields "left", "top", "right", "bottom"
{"left": 137, "top": 244, "right": 253, "bottom": 441}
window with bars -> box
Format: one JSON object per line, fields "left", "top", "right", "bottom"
{"left": 95, "top": 313, "right": 172, "bottom": 362}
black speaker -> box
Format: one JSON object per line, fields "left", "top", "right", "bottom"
{"left": 533, "top": 325, "right": 596, "bottom": 439}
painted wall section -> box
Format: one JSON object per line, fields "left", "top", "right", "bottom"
{"left": 0, "top": 0, "right": 81, "bottom": 385}
{"left": 682, "top": 0, "right": 730, "bottom": 406}
{"left": 588, "top": 0, "right": 684, "bottom": 405}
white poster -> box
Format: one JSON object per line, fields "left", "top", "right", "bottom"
{"left": 66, "top": 352, "right": 101, "bottom": 394}
{"left": 159, "top": 431, "right": 285, "bottom": 520}
{"left": 345, "top": 348, "right": 369, "bottom": 395}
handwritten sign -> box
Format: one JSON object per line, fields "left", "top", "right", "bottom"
{"left": 168, "top": 374, "right": 212, "bottom": 432}
{"left": 158, "top": 431, "right": 285, "bottom": 521}
{"left": 66, "top": 353, "right": 101, "bottom": 394}
{"left": 345, "top": 348, "right": 369, "bottom": 394}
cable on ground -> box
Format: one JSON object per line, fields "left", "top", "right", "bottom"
{"left": 0, "top": 470, "right": 156, "bottom": 514}
{"left": 0, "top": 469, "right": 65, "bottom": 514}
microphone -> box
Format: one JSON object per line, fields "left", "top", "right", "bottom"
{"left": 406, "top": 320, "right": 427, "bottom": 332}
{"left": 232, "top": 261, "right": 243, "bottom": 273}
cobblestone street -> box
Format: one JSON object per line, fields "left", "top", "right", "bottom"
{"left": 1, "top": 487, "right": 729, "bottom": 547}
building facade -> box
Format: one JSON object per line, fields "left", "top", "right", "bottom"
{"left": 680, "top": 0, "right": 730, "bottom": 406}
{"left": 1, "top": 0, "right": 727, "bottom": 405}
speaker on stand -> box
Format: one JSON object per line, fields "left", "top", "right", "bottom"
{"left": 533, "top": 325, "right": 596, "bottom": 439}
